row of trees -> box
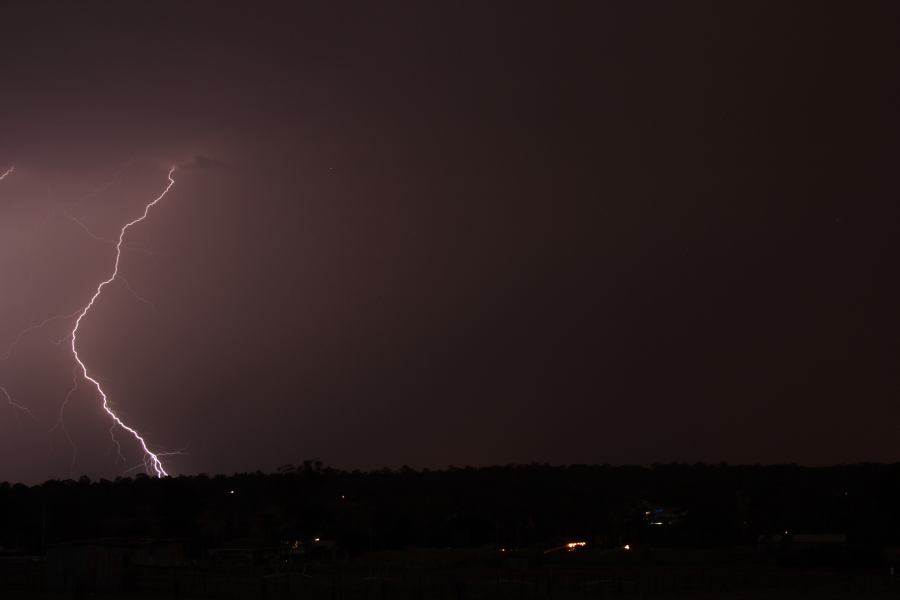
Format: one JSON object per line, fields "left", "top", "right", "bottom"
{"left": 2, "top": 462, "right": 900, "bottom": 555}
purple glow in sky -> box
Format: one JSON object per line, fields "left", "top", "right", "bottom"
{"left": 0, "top": 2, "right": 889, "bottom": 484}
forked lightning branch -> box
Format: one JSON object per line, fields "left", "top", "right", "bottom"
{"left": 1, "top": 166, "right": 177, "bottom": 477}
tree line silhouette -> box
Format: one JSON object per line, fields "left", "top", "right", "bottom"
{"left": 2, "top": 462, "right": 900, "bottom": 556}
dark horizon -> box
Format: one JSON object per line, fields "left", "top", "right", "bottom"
{"left": 0, "top": 2, "right": 889, "bottom": 485}
{"left": 7, "top": 458, "right": 900, "bottom": 487}
{"left": 5, "top": 462, "right": 900, "bottom": 557}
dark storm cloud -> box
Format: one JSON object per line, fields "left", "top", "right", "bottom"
{"left": 0, "top": 1, "right": 885, "bottom": 484}
{"left": 181, "top": 155, "right": 231, "bottom": 171}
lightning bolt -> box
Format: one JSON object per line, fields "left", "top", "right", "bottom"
{"left": 64, "top": 210, "right": 163, "bottom": 263}
{"left": 2, "top": 384, "right": 36, "bottom": 423}
{"left": 49, "top": 368, "right": 80, "bottom": 478}
{"left": 62, "top": 211, "right": 160, "bottom": 311}
{"left": 0, "top": 167, "right": 35, "bottom": 423}
{"left": 70, "top": 167, "right": 177, "bottom": 478}
{"left": 1, "top": 311, "right": 80, "bottom": 361}
{"left": 119, "top": 276, "right": 157, "bottom": 314}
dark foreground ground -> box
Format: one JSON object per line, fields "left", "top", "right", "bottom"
{"left": 4, "top": 547, "right": 900, "bottom": 599}
{"left": 1, "top": 571, "right": 899, "bottom": 599}
{"left": 6, "top": 465, "right": 900, "bottom": 597}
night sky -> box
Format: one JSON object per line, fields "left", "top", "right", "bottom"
{"left": 0, "top": 2, "right": 887, "bottom": 484}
